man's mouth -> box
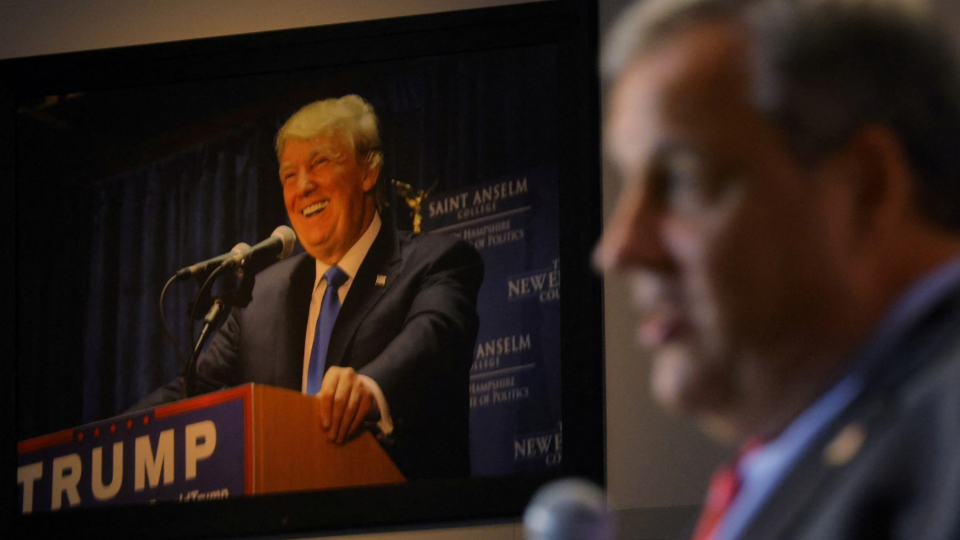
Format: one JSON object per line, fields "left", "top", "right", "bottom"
{"left": 638, "top": 313, "right": 683, "bottom": 347}
{"left": 627, "top": 275, "right": 691, "bottom": 347}
{"left": 302, "top": 201, "right": 329, "bottom": 217}
{"left": 636, "top": 300, "right": 691, "bottom": 348}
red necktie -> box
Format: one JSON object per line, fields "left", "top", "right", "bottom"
{"left": 690, "top": 440, "right": 762, "bottom": 540}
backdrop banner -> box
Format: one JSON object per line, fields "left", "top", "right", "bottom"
{"left": 421, "top": 166, "right": 561, "bottom": 476}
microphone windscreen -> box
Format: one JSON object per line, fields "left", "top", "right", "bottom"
{"left": 523, "top": 478, "right": 616, "bottom": 540}
{"left": 272, "top": 225, "right": 297, "bottom": 259}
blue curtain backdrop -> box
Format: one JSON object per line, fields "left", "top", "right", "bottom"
{"left": 81, "top": 122, "right": 283, "bottom": 422}
{"left": 16, "top": 45, "right": 560, "bottom": 476}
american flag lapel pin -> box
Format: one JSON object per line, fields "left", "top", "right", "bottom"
{"left": 823, "top": 423, "right": 867, "bottom": 467}
{"left": 375, "top": 274, "right": 387, "bottom": 287}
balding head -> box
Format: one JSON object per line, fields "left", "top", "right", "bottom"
{"left": 597, "top": 0, "right": 960, "bottom": 441}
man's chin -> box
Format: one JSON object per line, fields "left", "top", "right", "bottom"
{"left": 300, "top": 238, "right": 337, "bottom": 264}
{"left": 649, "top": 343, "right": 730, "bottom": 416}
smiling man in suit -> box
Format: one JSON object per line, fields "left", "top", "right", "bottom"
{"left": 595, "top": 0, "right": 960, "bottom": 538}
{"left": 137, "top": 95, "right": 484, "bottom": 480}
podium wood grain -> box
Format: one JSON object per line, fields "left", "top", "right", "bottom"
{"left": 250, "top": 385, "right": 405, "bottom": 493}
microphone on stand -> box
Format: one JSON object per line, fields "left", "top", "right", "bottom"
{"left": 524, "top": 478, "right": 616, "bottom": 540}
{"left": 218, "top": 225, "right": 297, "bottom": 276}
{"left": 174, "top": 242, "right": 250, "bottom": 281}
{"left": 173, "top": 225, "right": 297, "bottom": 282}
{"left": 174, "top": 225, "right": 298, "bottom": 398}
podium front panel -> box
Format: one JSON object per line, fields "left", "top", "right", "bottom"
{"left": 17, "top": 386, "right": 252, "bottom": 514}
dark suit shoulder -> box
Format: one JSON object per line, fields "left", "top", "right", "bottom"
{"left": 254, "top": 251, "right": 312, "bottom": 282}
{"left": 747, "top": 302, "right": 960, "bottom": 540}
{"left": 242, "top": 251, "right": 313, "bottom": 299}
{"left": 732, "top": 286, "right": 960, "bottom": 540}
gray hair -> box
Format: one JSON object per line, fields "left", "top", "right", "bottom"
{"left": 603, "top": 0, "right": 960, "bottom": 230}
{"left": 601, "top": 0, "right": 755, "bottom": 79}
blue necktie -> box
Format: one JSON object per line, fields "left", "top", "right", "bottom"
{"left": 306, "top": 265, "right": 349, "bottom": 395}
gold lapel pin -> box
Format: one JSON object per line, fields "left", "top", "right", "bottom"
{"left": 375, "top": 275, "right": 387, "bottom": 287}
{"left": 823, "top": 423, "right": 867, "bottom": 467}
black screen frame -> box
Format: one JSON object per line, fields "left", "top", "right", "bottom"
{"left": 1, "top": 1, "right": 604, "bottom": 538}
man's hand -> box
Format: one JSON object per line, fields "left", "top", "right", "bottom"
{"left": 316, "top": 367, "right": 381, "bottom": 444}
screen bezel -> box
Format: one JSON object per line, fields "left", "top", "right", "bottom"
{"left": 1, "top": 1, "right": 604, "bottom": 537}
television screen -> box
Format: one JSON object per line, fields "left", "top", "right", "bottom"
{"left": 2, "top": 1, "right": 602, "bottom": 537}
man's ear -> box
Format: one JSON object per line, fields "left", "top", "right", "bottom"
{"left": 362, "top": 164, "right": 381, "bottom": 193}
{"left": 839, "top": 124, "right": 915, "bottom": 237}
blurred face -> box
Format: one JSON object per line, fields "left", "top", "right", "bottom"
{"left": 595, "top": 22, "right": 858, "bottom": 436}
{"left": 280, "top": 134, "right": 378, "bottom": 264}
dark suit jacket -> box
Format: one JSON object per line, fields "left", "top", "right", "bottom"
{"left": 732, "top": 284, "right": 960, "bottom": 540}
{"left": 135, "top": 222, "right": 484, "bottom": 480}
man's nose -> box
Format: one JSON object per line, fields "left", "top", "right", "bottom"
{"left": 296, "top": 169, "right": 316, "bottom": 195}
{"left": 592, "top": 182, "right": 672, "bottom": 274}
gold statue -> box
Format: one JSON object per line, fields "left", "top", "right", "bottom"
{"left": 391, "top": 179, "right": 436, "bottom": 234}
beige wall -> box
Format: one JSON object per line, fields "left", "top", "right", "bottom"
{"left": 0, "top": 0, "right": 539, "bottom": 59}
{"left": 1, "top": 0, "right": 727, "bottom": 538}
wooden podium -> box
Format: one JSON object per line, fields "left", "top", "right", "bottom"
{"left": 16, "top": 384, "right": 405, "bottom": 514}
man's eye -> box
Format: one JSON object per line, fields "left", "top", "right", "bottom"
{"left": 311, "top": 158, "right": 328, "bottom": 168}
{"left": 664, "top": 169, "right": 699, "bottom": 198}
{"left": 660, "top": 153, "right": 702, "bottom": 197}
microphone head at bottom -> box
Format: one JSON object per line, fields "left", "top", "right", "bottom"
{"left": 523, "top": 477, "right": 616, "bottom": 540}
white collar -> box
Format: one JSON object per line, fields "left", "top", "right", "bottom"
{"left": 313, "top": 212, "right": 381, "bottom": 289}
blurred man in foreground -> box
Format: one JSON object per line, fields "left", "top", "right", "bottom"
{"left": 595, "top": 0, "right": 960, "bottom": 538}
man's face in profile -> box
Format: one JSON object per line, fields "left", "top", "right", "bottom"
{"left": 279, "top": 134, "right": 378, "bottom": 264}
{"left": 595, "top": 21, "right": 855, "bottom": 433}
